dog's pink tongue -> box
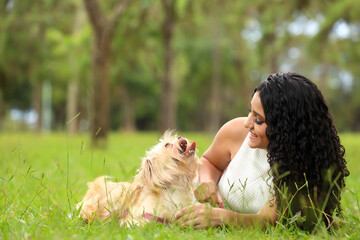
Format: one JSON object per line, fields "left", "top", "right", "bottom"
{"left": 190, "top": 141, "right": 196, "bottom": 151}
{"left": 183, "top": 141, "right": 196, "bottom": 155}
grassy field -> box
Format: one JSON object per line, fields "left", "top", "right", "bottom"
{"left": 0, "top": 131, "right": 359, "bottom": 239}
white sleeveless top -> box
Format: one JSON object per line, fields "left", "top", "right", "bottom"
{"left": 218, "top": 134, "right": 273, "bottom": 213}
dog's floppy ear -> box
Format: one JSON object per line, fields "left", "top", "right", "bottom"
{"left": 142, "top": 157, "right": 170, "bottom": 189}
{"left": 143, "top": 158, "right": 153, "bottom": 182}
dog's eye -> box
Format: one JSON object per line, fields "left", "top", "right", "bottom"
{"left": 165, "top": 143, "right": 171, "bottom": 148}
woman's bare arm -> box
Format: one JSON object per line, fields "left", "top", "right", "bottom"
{"left": 175, "top": 197, "right": 278, "bottom": 230}
{"left": 195, "top": 117, "right": 249, "bottom": 205}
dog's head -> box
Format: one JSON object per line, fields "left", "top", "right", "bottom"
{"left": 139, "top": 131, "right": 199, "bottom": 190}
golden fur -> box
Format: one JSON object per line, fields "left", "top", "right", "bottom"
{"left": 77, "top": 131, "right": 199, "bottom": 226}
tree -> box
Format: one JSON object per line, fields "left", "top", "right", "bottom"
{"left": 110, "top": 4, "right": 150, "bottom": 132}
{"left": 66, "top": 2, "right": 87, "bottom": 134}
{"left": 0, "top": 0, "right": 73, "bottom": 132}
{"left": 160, "top": 0, "right": 177, "bottom": 132}
{"left": 83, "top": 0, "right": 131, "bottom": 145}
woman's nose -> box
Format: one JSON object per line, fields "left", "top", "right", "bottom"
{"left": 244, "top": 116, "right": 253, "bottom": 129}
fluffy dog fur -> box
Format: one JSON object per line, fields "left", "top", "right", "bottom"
{"left": 77, "top": 131, "right": 199, "bottom": 226}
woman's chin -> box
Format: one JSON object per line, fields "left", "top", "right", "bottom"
{"left": 247, "top": 141, "right": 257, "bottom": 149}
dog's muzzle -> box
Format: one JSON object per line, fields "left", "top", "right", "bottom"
{"left": 178, "top": 137, "right": 196, "bottom": 156}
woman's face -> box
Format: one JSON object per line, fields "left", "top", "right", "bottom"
{"left": 244, "top": 91, "right": 269, "bottom": 149}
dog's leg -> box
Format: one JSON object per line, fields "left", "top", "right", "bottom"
{"left": 78, "top": 177, "right": 131, "bottom": 221}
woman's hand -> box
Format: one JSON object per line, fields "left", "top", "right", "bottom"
{"left": 176, "top": 197, "right": 278, "bottom": 230}
{"left": 175, "top": 203, "right": 226, "bottom": 229}
{"left": 194, "top": 182, "right": 224, "bottom": 207}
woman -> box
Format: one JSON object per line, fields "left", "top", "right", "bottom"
{"left": 175, "top": 72, "right": 349, "bottom": 232}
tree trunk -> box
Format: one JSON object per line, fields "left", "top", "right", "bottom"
{"left": 260, "top": 31, "right": 278, "bottom": 74}
{"left": 66, "top": 2, "right": 85, "bottom": 134}
{"left": 207, "top": 24, "right": 221, "bottom": 133}
{"left": 66, "top": 81, "right": 80, "bottom": 133}
{"left": 90, "top": 38, "right": 110, "bottom": 143}
{"left": 41, "top": 81, "right": 52, "bottom": 132}
{"left": 318, "top": 62, "right": 329, "bottom": 99}
{"left": 83, "top": 0, "right": 130, "bottom": 146}
{"left": 33, "top": 82, "right": 42, "bottom": 133}
{"left": 269, "top": 54, "right": 277, "bottom": 74}
{"left": 234, "top": 57, "right": 251, "bottom": 104}
{"left": 121, "top": 87, "right": 135, "bottom": 132}
{"left": 160, "top": 0, "right": 177, "bottom": 133}
{"left": 0, "top": 90, "right": 3, "bottom": 132}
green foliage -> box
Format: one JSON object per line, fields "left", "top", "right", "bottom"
{"left": 0, "top": 132, "right": 359, "bottom": 239}
{"left": 1, "top": 0, "right": 359, "bottom": 132}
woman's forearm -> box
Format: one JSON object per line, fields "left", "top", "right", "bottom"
{"left": 216, "top": 208, "right": 277, "bottom": 229}
{"left": 176, "top": 203, "right": 277, "bottom": 230}
{"left": 216, "top": 197, "right": 278, "bottom": 229}
{"left": 198, "top": 156, "right": 223, "bottom": 184}
{"left": 194, "top": 157, "right": 224, "bottom": 206}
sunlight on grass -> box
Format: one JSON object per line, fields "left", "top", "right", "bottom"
{"left": 0, "top": 132, "right": 359, "bottom": 239}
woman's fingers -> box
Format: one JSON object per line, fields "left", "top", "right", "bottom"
{"left": 175, "top": 204, "right": 197, "bottom": 223}
{"left": 175, "top": 204, "right": 201, "bottom": 224}
{"left": 217, "top": 191, "right": 224, "bottom": 208}
{"left": 179, "top": 215, "right": 206, "bottom": 229}
{"left": 194, "top": 182, "right": 219, "bottom": 206}
{"left": 176, "top": 203, "right": 216, "bottom": 229}
{"left": 183, "top": 218, "right": 202, "bottom": 229}
{"left": 193, "top": 183, "right": 206, "bottom": 201}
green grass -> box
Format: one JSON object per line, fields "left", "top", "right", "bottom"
{"left": 0, "top": 131, "right": 359, "bottom": 239}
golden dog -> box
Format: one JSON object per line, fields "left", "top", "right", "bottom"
{"left": 77, "top": 131, "right": 199, "bottom": 226}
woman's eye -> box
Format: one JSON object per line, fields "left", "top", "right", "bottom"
{"left": 165, "top": 143, "right": 171, "bottom": 148}
{"left": 254, "top": 118, "right": 264, "bottom": 125}
{"left": 249, "top": 107, "right": 264, "bottom": 124}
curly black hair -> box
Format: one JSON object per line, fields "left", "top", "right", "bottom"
{"left": 255, "top": 72, "right": 349, "bottom": 232}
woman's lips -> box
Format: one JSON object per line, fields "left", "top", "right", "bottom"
{"left": 249, "top": 131, "right": 257, "bottom": 139}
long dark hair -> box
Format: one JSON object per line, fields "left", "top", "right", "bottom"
{"left": 255, "top": 72, "right": 349, "bottom": 231}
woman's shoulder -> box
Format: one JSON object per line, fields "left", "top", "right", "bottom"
{"left": 217, "top": 117, "right": 248, "bottom": 148}
{"left": 223, "top": 117, "right": 247, "bottom": 128}
{"left": 221, "top": 117, "right": 248, "bottom": 134}
{"left": 202, "top": 117, "right": 249, "bottom": 170}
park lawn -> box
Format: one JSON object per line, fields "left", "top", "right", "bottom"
{"left": 0, "top": 132, "right": 359, "bottom": 239}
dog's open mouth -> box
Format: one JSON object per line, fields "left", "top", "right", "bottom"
{"left": 179, "top": 138, "right": 196, "bottom": 156}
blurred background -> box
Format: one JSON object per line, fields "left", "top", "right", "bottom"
{"left": 1, "top": 0, "right": 359, "bottom": 144}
